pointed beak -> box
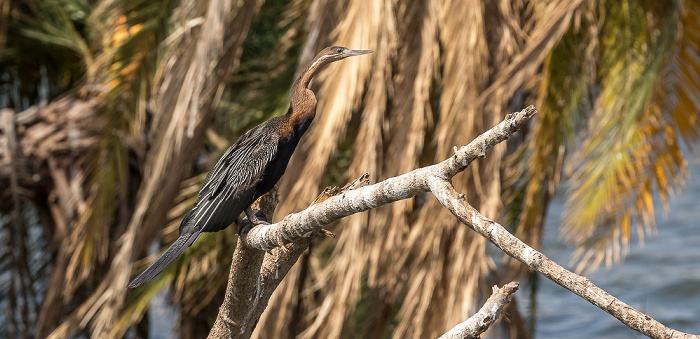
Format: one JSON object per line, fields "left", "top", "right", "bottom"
{"left": 343, "top": 49, "right": 373, "bottom": 57}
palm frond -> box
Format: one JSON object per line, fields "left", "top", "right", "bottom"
{"left": 19, "top": 0, "right": 93, "bottom": 65}
{"left": 49, "top": 0, "right": 265, "bottom": 337}
{"left": 392, "top": 0, "right": 493, "bottom": 336}
{"left": 366, "top": 0, "right": 439, "bottom": 309}
{"left": 564, "top": 0, "right": 697, "bottom": 272}
{"left": 505, "top": 2, "right": 596, "bottom": 251}
{"left": 60, "top": 0, "right": 176, "bottom": 304}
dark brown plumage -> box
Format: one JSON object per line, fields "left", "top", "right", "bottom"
{"left": 128, "top": 46, "right": 372, "bottom": 288}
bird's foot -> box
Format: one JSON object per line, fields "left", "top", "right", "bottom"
{"left": 245, "top": 207, "right": 269, "bottom": 225}
{"left": 238, "top": 208, "right": 269, "bottom": 235}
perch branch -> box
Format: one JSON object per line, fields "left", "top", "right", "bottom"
{"left": 438, "top": 282, "right": 519, "bottom": 339}
{"left": 209, "top": 178, "right": 370, "bottom": 338}
{"left": 214, "top": 105, "right": 698, "bottom": 339}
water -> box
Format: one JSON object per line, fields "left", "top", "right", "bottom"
{"left": 149, "top": 288, "right": 179, "bottom": 339}
{"left": 523, "top": 158, "right": 700, "bottom": 338}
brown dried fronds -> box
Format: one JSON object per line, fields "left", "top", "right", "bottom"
{"left": 276, "top": 0, "right": 380, "bottom": 220}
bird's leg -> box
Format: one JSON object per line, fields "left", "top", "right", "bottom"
{"left": 245, "top": 207, "right": 269, "bottom": 225}
{"left": 236, "top": 215, "right": 250, "bottom": 235}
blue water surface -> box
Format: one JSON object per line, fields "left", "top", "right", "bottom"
{"left": 521, "top": 158, "right": 700, "bottom": 338}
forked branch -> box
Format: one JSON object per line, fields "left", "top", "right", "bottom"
{"left": 214, "top": 106, "right": 698, "bottom": 339}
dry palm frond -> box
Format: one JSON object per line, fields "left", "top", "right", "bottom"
{"left": 480, "top": 0, "right": 585, "bottom": 105}
{"left": 367, "top": 0, "right": 439, "bottom": 300}
{"left": 389, "top": 0, "right": 493, "bottom": 336}
{"left": 276, "top": 0, "right": 377, "bottom": 220}
{"left": 48, "top": 0, "right": 263, "bottom": 337}
{"left": 392, "top": 0, "right": 544, "bottom": 336}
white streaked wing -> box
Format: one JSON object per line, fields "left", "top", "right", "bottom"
{"left": 182, "top": 122, "right": 281, "bottom": 233}
{"left": 199, "top": 123, "right": 279, "bottom": 200}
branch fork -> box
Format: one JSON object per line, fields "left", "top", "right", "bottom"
{"left": 213, "top": 105, "right": 698, "bottom": 339}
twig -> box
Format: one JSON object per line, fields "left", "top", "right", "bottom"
{"left": 438, "top": 282, "right": 519, "bottom": 339}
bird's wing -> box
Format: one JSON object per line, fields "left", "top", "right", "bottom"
{"left": 182, "top": 124, "right": 280, "bottom": 233}
{"left": 205, "top": 124, "right": 280, "bottom": 200}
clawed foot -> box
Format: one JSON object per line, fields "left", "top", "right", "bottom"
{"left": 238, "top": 208, "right": 269, "bottom": 235}
{"left": 245, "top": 207, "right": 269, "bottom": 225}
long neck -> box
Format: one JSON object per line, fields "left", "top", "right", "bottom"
{"left": 287, "top": 55, "right": 332, "bottom": 120}
{"left": 297, "top": 54, "right": 334, "bottom": 90}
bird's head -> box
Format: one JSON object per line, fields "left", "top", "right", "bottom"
{"left": 307, "top": 46, "right": 373, "bottom": 71}
{"left": 324, "top": 46, "right": 373, "bottom": 60}
{"left": 294, "top": 46, "right": 373, "bottom": 92}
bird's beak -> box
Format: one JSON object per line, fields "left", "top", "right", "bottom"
{"left": 343, "top": 49, "right": 373, "bottom": 57}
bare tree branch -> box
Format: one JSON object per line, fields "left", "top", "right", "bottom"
{"left": 438, "top": 282, "right": 519, "bottom": 339}
{"left": 430, "top": 178, "right": 700, "bottom": 339}
{"left": 212, "top": 105, "right": 699, "bottom": 339}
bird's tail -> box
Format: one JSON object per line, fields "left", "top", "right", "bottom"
{"left": 128, "top": 232, "right": 200, "bottom": 288}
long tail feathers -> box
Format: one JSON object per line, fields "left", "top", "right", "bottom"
{"left": 128, "top": 232, "right": 200, "bottom": 288}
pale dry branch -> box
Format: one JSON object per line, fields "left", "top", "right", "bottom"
{"left": 438, "top": 282, "right": 519, "bottom": 339}
{"left": 429, "top": 178, "right": 699, "bottom": 339}
{"left": 214, "top": 105, "right": 698, "bottom": 339}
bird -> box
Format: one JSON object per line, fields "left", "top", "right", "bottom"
{"left": 128, "top": 46, "right": 373, "bottom": 288}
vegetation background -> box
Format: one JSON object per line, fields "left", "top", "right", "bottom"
{"left": 1, "top": 0, "right": 699, "bottom": 338}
